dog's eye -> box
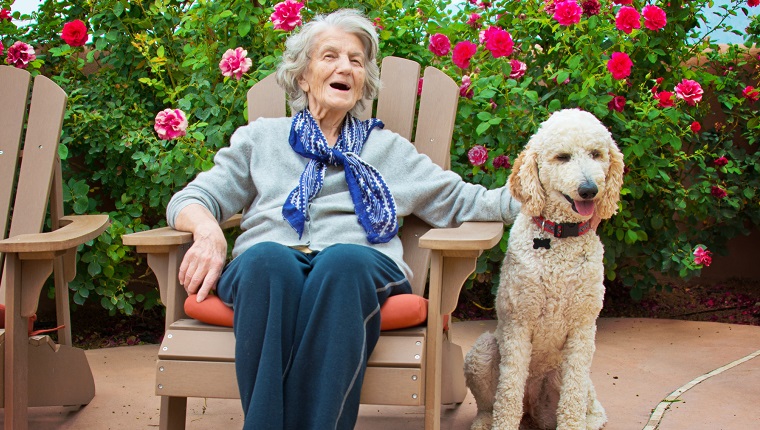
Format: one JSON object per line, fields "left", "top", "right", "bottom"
{"left": 590, "top": 150, "right": 602, "bottom": 159}
{"left": 555, "top": 153, "right": 571, "bottom": 162}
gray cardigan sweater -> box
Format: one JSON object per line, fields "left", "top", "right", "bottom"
{"left": 167, "top": 117, "right": 520, "bottom": 278}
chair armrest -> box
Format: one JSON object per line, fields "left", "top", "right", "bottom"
{"left": 418, "top": 221, "right": 503, "bottom": 251}
{"left": 123, "top": 214, "right": 243, "bottom": 248}
{"left": 0, "top": 214, "right": 110, "bottom": 256}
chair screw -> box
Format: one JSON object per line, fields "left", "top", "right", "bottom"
{"left": 414, "top": 354, "right": 420, "bottom": 360}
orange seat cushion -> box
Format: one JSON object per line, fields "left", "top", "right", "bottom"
{"left": 184, "top": 293, "right": 429, "bottom": 331}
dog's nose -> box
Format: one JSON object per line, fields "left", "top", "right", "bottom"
{"left": 578, "top": 182, "right": 598, "bottom": 199}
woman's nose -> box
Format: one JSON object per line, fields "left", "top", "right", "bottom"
{"left": 335, "top": 55, "right": 351, "bottom": 72}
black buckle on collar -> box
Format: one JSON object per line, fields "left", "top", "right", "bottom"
{"left": 553, "top": 222, "right": 580, "bottom": 238}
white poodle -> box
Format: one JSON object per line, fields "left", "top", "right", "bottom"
{"left": 464, "top": 109, "right": 625, "bottom": 430}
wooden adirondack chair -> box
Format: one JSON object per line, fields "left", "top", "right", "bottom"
{"left": 123, "top": 56, "right": 503, "bottom": 430}
{"left": 0, "top": 65, "right": 111, "bottom": 429}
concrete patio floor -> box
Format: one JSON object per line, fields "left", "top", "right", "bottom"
{"left": 2, "top": 318, "right": 760, "bottom": 429}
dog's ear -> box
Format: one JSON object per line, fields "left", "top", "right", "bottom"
{"left": 596, "top": 140, "right": 625, "bottom": 219}
{"left": 508, "top": 147, "right": 544, "bottom": 216}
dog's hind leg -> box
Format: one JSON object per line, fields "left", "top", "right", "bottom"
{"left": 464, "top": 332, "right": 500, "bottom": 430}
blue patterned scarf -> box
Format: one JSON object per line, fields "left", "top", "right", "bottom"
{"left": 283, "top": 109, "right": 398, "bottom": 244}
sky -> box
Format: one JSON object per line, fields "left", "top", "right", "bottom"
{"left": 8, "top": 0, "right": 758, "bottom": 44}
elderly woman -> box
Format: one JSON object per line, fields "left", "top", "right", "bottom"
{"left": 167, "top": 9, "right": 519, "bottom": 430}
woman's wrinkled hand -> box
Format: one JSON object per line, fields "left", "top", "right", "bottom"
{"left": 174, "top": 204, "right": 229, "bottom": 303}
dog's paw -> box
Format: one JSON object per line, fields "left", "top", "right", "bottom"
{"left": 586, "top": 399, "right": 607, "bottom": 430}
{"left": 469, "top": 410, "right": 493, "bottom": 430}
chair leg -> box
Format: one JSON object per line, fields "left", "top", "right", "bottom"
{"left": 159, "top": 396, "right": 188, "bottom": 430}
{"left": 4, "top": 254, "right": 30, "bottom": 430}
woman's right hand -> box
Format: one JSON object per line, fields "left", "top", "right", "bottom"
{"left": 175, "top": 204, "right": 228, "bottom": 302}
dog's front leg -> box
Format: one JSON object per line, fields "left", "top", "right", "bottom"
{"left": 491, "top": 323, "right": 532, "bottom": 430}
{"left": 556, "top": 324, "right": 597, "bottom": 429}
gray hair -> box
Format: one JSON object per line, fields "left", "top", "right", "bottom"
{"left": 275, "top": 9, "right": 381, "bottom": 116}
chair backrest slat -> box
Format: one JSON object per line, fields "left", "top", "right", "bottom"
{"left": 0, "top": 66, "right": 32, "bottom": 241}
{"left": 8, "top": 74, "right": 68, "bottom": 238}
{"left": 374, "top": 57, "right": 420, "bottom": 141}
{"left": 245, "top": 57, "right": 459, "bottom": 297}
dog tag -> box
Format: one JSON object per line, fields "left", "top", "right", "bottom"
{"left": 533, "top": 238, "right": 551, "bottom": 249}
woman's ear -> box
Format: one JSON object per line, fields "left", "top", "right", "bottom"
{"left": 508, "top": 147, "right": 544, "bottom": 216}
{"left": 596, "top": 141, "right": 625, "bottom": 219}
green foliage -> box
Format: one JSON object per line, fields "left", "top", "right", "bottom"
{"left": 2, "top": 0, "right": 758, "bottom": 313}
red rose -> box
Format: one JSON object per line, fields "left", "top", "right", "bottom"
{"left": 0, "top": 8, "right": 11, "bottom": 21}
{"left": 452, "top": 41, "right": 477, "bottom": 69}
{"left": 493, "top": 155, "right": 511, "bottom": 169}
{"left": 608, "top": 94, "right": 626, "bottom": 112}
{"left": 581, "top": 0, "right": 601, "bottom": 16}
{"left": 713, "top": 156, "right": 728, "bottom": 167}
{"left": 749, "top": 0, "right": 759, "bottom": 7}
{"left": 482, "top": 26, "right": 513, "bottom": 58}
{"left": 742, "top": 85, "right": 760, "bottom": 102}
{"left": 642, "top": 5, "right": 667, "bottom": 31}
{"left": 693, "top": 246, "right": 712, "bottom": 267}
{"left": 607, "top": 52, "right": 633, "bottom": 80}
{"left": 615, "top": 6, "right": 641, "bottom": 34}
{"left": 690, "top": 121, "right": 701, "bottom": 133}
{"left": 656, "top": 91, "right": 675, "bottom": 108}
{"left": 710, "top": 186, "right": 727, "bottom": 199}
{"left": 61, "top": 19, "right": 89, "bottom": 47}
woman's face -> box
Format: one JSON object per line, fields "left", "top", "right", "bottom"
{"left": 298, "top": 27, "right": 366, "bottom": 122}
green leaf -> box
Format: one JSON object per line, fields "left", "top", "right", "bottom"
{"left": 114, "top": 1, "right": 125, "bottom": 17}
{"left": 88, "top": 261, "right": 102, "bottom": 277}
{"left": 157, "top": 46, "right": 165, "bottom": 57}
{"left": 238, "top": 21, "right": 252, "bottom": 37}
{"left": 476, "top": 122, "right": 491, "bottom": 135}
{"left": 548, "top": 99, "right": 562, "bottom": 112}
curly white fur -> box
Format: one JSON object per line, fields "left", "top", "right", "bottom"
{"left": 464, "top": 109, "right": 624, "bottom": 430}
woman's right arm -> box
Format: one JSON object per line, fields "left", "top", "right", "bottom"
{"left": 174, "top": 203, "right": 228, "bottom": 302}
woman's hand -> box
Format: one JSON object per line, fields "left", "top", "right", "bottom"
{"left": 175, "top": 204, "right": 228, "bottom": 302}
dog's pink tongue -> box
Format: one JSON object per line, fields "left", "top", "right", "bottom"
{"left": 575, "top": 200, "right": 595, "bottom": 216}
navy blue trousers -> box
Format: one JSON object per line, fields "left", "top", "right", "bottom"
{"left": 216, "top": 242, "right": 411, "bottom": 430}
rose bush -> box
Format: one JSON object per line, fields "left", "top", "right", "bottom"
{"left": 1, "top": 0, "right": 758, "bottom": 314}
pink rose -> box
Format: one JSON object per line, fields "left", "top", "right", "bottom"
{"left": 154, "top": 108, "right": 188, "bottom": 140}
{"left": 656, "top": 91, "right": 675, "bottom": 108}
{"left": 713, "top": 156, "right": 728, "bottom": 167}
{"left": 642, "top": 5, "right": 667, "bottom": 31}
{"left": 468, "top": 145, "right": 488, "bottom": 166}
{"left": 460, "top": 75, "right": 474, "bottom": 99}
{"left": 428, "top": 33, "right": 451, "bottom": 57}
{"left": 6, "top": 41, "right": 36, "bottom": 69}
{"left": 581, "top": 0, "right": 601, "bottom": 16}
{"left": 0, "top": 41, "right": 4, "bottom": 57}
{"left": 509, "top": 59, "right": 527, "bottom": 79}
{"left": 742, "top": 85, "right": 760, "bottom": 102}
{"left": 270, "top": 0, "right": 304, "bottom": 32}
{"left": 493, "top": 155, "right": 511, "bottom": 169}
{"left": 0, "top": 8, "right": 11, "bottom": 21}
{"left": 613, "top": 0, "right": 633, "bottom": 4}
{"left": 61, "top": 19, "right": 88, "bottom": 47}
{"left": 675, "top": 79, "right": 703, "bottom": 106}
{"left": 615, "top": 6, "right": 641, "bottom": 34}
{"left": 608, "top": 94, "right": 626, "bottom": 112}
{"left": 452, "top": 41, "right": 477, "bottom": 69}
{"left": 373, "top": 17, "right": 384, "bottom": 31}
{"left": 607, "top": 52, "right": 633, "bottom": 80}
{"left": 417, "top": 77, "right": 423, "bottom": 96}
{"left": 219, "top": 47, "right": 252, "bottom": 80}
{"left": 710, "top": 186, "right": 727, "bottom": 199}
{"left": 693, "top": 246, "right": 712, "bottom": 267}
{"left": 553, "top": 0, "right": 583, "bottom": 26}
{"left": 482, "top": 26, "right": 513, "bottom": 58}
{"left": 690, "top": 121, "right": 701, "bottom": 133}
{"left": 467, "top": 13, "right": 482, "bottom": 28}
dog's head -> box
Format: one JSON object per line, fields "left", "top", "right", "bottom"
{"left": 508, "top": 109, "right": 624, "bottom": 223}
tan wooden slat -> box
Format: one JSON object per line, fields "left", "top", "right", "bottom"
{"left": 156, "top": 360, "right": 239, "bottom": 399}
{"left": 8, "top": 75, "right": 67, "bottom": 239}
{"left": 158, "top": 325, "right": 236, "bottom": 362}
{"left": 0, "top": 67, "right": 31, "bottom": 242}
{"left": 247, "top": 73, "right": 285, "bottom": 121}
{"left": 360, "top": 367, "right": 424, "bottom": 406}
{"left": 375, "top": 57, "right": 420, "bottom": 141}
{"left": 414, "top": 66, "right": 459, "bottom": 169}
